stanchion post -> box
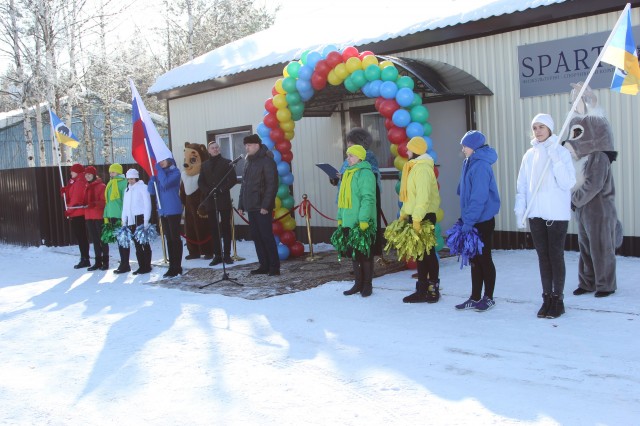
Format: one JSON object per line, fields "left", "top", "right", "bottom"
{"left": 303, "top": 194, "right": 317, "bottom": 261}
{"left": 158, "top": 219, "right": 169, "bottom": 264}
{"left": 230, "top": 199, "right": 245, "bottom": 261}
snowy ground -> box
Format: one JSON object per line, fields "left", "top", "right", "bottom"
{"left": 0, "top": 239, "right": 638, "bottom": 425}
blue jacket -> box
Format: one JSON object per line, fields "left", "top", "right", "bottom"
{"left": 457, "top": 145, "right": 500, "bottom": 226}
{"left": 148, "top": 159, "right": 183, "bottom": 216}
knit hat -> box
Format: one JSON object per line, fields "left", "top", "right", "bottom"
{"left": 109, "top": 163, "right": 123, "bottom": 174}
{"left": 243, "top": 134, "right": 262, "bottom": 145}
{"left": 531, "top": 113, "right": 554, "bottom": 133}
{"left": 125, "top": 169, "right": 139, "bottom": 179}
{"left": 70, "top": 163, "right": 84, "bottom": 174}
{"left": 346, "top": 144, "right": 366, "bottom": 161}
{"left": 460, "top": 130, "right": 486, "bottom": 150}
{"left": 407, "top": 137, "right": 427, "bottom": 156}
{"left": 85, "top": 166, "right": 97, "bottom": 175}
{"left": 346, "top": 128, "right": 373, "bottom": 150}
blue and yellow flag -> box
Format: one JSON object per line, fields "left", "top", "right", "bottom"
{"left": 49, "top": 109, "right": 79, "bottom": 148}
{"left": 601, "top": 7, "right": 640, "bottom": 95}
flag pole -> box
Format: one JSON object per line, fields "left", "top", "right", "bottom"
{"left": 520, "top": 3, "right": 630, "bottom": 227}
{"left": 49, "top": 107, "right": 68, "bottom": 211}
{"left": 143, "top": 137, "right": 168, "bottom": 263}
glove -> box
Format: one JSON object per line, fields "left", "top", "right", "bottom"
{"left": 104, "top": 218, "right": 109, "bottom": 224}
{"left": 399, "top": 213, "right": 408, "bottom": 222}
{"left": 412, "top": 220, "right": 422, "bottom": 233}
{"left": 337, "top": 220, "right": 342, "bottom": 226}
{"left": 547, "top": 144, "right": 560, "bottom": 163}
{"left": 359, "top": 222, "right": 369, "bottom": 231}
{"left": 461, "top": 223, "right": 473, "bottom": 233}
{"left": 329, "top": 177, "right": 339, "bottom": 186}
{"left": 59, "top": 187, "right": 66, "bottom": 196}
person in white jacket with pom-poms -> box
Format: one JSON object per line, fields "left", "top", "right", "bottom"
{"left": 118, "top": 168, "right": 152, "bottom": 275}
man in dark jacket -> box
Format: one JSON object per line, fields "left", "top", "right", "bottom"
{"left": 198, "top": 141, "right": 238, "bottom": 266}
{"left": 237, "top": 134, "right": 280, "bottom": 276}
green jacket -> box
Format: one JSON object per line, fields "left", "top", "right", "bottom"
{"left": 337, "top": 161, "right": 377, "bottom": 229}
{"left": 103, "top": 176, "right": 127, "bottom": 219}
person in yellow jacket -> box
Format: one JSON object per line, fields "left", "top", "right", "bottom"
{"left": 398, "top": 137, "right": 441, "bottom": 303}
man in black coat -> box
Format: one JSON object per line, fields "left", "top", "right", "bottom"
{"left": 198, "top": 141, "right": 238, "bottom": 265}
{"left": 237, "top": 134, "right": 280, "bottom": 276}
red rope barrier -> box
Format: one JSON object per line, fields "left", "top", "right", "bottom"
{"left": 179, "top": 233, "right": 213, "bottom": 245}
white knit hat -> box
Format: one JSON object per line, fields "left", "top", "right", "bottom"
{"left": 531, "top": 113, "right": 554, "bottom": 133}
{"left": 125, "top": 169, "right": 139, "bottom": 179}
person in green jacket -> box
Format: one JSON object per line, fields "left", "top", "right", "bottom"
{"left": 103, "top": 163, "right": 129, "bottom": 272}
{"left": 335, "top": 145, "right": 377, "bottom": 297}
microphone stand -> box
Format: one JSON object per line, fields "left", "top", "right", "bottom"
{"left": 199, "top": 159, "right": 243, "bottom": 288}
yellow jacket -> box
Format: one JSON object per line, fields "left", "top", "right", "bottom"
{"left": 400, "top": 154, "right": 440, "bottom": 221}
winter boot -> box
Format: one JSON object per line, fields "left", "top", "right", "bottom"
{"left": 74, "top": 257, "right": 91, "bottom": 269}
{"left": 344, "top": 260, "right": 363, "bottom": 295}
{"left": 425, "top": 279, "right": 440, "bottom": 304}
{"left": 99, "top": 254, "right": 109, "bottom": 271}
{"left": 537, "top": 293, "right": 551, "bottom": 318}
{"left": 88, "top": 257, "right": 103, "bottom": 271}
{"left": 546, "top": 293, "right": 565, "bottom": 319}
{"left": 360, "top": 258, "right": 374, "bottom": 297}
{"left": 403, "top": 281, "right": 429, "bottom": 303}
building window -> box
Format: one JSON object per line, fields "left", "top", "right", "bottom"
{"left": 207, "top": 127, "right": 251, "bottom": 176}
{"left": 361, "top": 112, "right": 395, "bottom": 171}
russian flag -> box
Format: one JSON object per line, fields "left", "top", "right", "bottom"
{"left": 130, "top": 80, "right": 173, "bottom": 176}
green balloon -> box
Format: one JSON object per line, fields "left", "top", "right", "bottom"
{"left": 282, "top": 77, "right": 298, "bottom": 94}
{"left": 364, "top": 64, "right": 381, "bottom": 82}
{"left": 286, "top": 61, "right": 301, "bottom": 79}
{"left": 291, "top": 110, "right": 304, "bottom": 121}
{"left": 300, "top": 50, "right": 309, "bottom": 65}
{"left": 281, "top": 195, "right": 295, "bottom": 209}
{"left": 423, "top": 122, "right": 432, "bottom": 136}
{"left": 277, "top": 183, "right": 290, "bottom": 199}
{"left": 286, "top": 92, "right": 302, "bottom": 106}
{"left": 351, "top": 69, "right": 366, "bottom": 88}
{"left": 395, "top": 180, "right": 401, "bottom": 194}
{"left": 344, "top": 76, "right": 357, "bottom": 93}
{"left": 396, "top": 75, "right": 415, "bottom": 89}
{"left": 289, "top": 102, "right": 304, "bottom": 116}
{"left": 411, "top": 93, "right": 422, "bottom": 107}
{"left": 410, "top": 105, "right": 429, "bottom": 123}
{"left": 381, "top": 66, "right": 399, "bottom": 82}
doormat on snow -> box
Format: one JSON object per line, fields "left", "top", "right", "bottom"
{"left": 147, "top": 251, "right": 407, "bottom": 300}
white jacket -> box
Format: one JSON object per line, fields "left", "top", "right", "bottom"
{"left": 514, "top": 135, "right": 576, "bottom": 222}
{"left": 122, "top": 181, "right": 151, "bottom": 226}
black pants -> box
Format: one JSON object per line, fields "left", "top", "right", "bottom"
{"left": 121, "top": 215, "right": 151, "bottom": 269}
{"left": 248, "top": 210, "right": 280, "bottom": 271}
{"left": 413, "top": 213, "right": 439, "bottom": 284}
{"left": 70, "top": 216, "right": 90, "bottom": 258}
{"left": 86, "top": 219, "right": 109, "bottom": 261}
{"left": 108, "top": 217, "right": 130, "bottom": 269}
{"left": 470, "top": 217, "right": 496, "bottom": 300}
{"left": 161, "top": 214, "right": 183, "bottom": 273}
{"left": 207, "top": 209, "right": 232, "bottom": 257}
{"left": 529, "top": 218, "right": 568, "bottom": 299}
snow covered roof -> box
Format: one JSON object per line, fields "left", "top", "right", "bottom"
{"left": 148, "top": 0, "right": 568, "bottom": 95}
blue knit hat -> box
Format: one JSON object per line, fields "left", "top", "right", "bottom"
{"left": 460, "top": 130, "right": 486, "bottom": 150}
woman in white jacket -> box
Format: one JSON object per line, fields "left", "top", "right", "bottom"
{"left": 515, "top": 113, "right": 576, "bottom": 319}
{"left": 118, "top": 169, "right": 152, "bottom": 275}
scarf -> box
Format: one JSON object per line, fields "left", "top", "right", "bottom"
{"left": 399, "top": 159, "right": 418, "bottom": 202}
{"left": 105, "top": 176, "right": 124, "bottom": 201}
{"left": 337, "top": 167, "right": 358, "bottom": 209}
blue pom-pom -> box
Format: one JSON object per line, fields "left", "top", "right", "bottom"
{"left": 445, "top": 219, "right": 484, "bottom": 269}
{"left": 133, "top": 224, "right": 159, "bottom": 245}
{"left": 116, "top": 226, "right": 133, "bottom": 248}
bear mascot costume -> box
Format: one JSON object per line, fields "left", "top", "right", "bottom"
{"left": 180, "top": 142, "right": 214, "bottom": 260}
{"left": 563, "top": 84, "right": 623, "bottom": 298}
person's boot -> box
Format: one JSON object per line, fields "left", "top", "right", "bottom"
{"left": 360, "top": 258, "right": 374, "bottom": 297}
{"left": 537, "top": 293, "right": 551, "bottom": 318}
{"left": 546, "top": 293, "right": 565, "bottom": 319}
{"left": 88, "top": 257, "right": 103, "bottom": 271}
{"left": 344, "top": 260, "right": 363, "bottom": 296}
{"left": 403, "top": 281, "right": 429, "bottom": 303}
{"left": 74, "top": 257, "right": 91, "bottom": 269}
{"left": 99, "top": 254, "right": 109, "bottom": 271}
{"left": 425, "top": 279, "right": 440, "bottom": 304}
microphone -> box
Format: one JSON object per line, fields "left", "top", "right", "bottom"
{"left": 231, "top": 154, "right": 245, "bottom": 165}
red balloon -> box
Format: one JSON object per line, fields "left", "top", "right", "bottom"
{"left": 265, "top": 98, "right": 278, "bottom": 113}
{"left": 378, "top": 99, "right": 400, "bottom": 118}
{"left": 263, "top": 113, "right": 278, "bottom": 129}
{"left": 290, "top": 241, "right": 305, "bottom": 257}
{"left": 397, "top": 142, "right": 408, "bottom": 158}
{"left": 434, "top": 166, "right": 440, "bottom": 179}
{"left": 271, "top": 86, "right": 278, "bottom": 96}
{"left": 325, "top": 51, "right": 343, "bottom": 68}
{"left": 358, "top": 50, "right": 374, "bottom": 60}
{"left": 272, "top": 220, "right": 284, "bottom": 235}
{"left": 280, "top": 230, "right": 296, "bottom": 246}
{"left": 342, "top": 46, "right": 359, "bottom": 61}
{"left": 384, "top": 117, "right": 394, "bottom": 130}
{"left": 270, "top": 127, "right": 285, "bottom": 143}
{"left": 311, "top": 73, "right": 327, "bottom": 90}
{"left": 387, "top": 126, "right": 407, "bottom": 145}
{"left": 281, "top": 150, "right": 293, "bottom": 163}
{"left": 374, "top": 97, "right": 385, "bottom": 112}
{"left": 406, "top": 258, "right": 417, "bottom": 270}
{"left": 314, "top": 60, "right": 331, "bottom": 77}
{"left": 276, "top": 139, "right": 292, "bottom": 153}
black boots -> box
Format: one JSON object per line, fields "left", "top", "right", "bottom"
{"left": 88, "top": 258, "right": 102, "bottom": 271}
{"left": 74, "top": 257, "right": 90, "bottom": 269}
{"left": 403, "top": 280, "right": 440, "bottom": 303}
{"left": 537, "top": 293, "right": 550, "bottom": 318}
{"left": 546, "top": 293, "right": 565, "bottom": 318}
{"left": 344, "top": 260, "right": 363, "bottom": 295}
{"left": 99, "top": 254, "right": 109, "bottom": 271}
{"left": 344, "top": 259, "right": 373, "bottom": 297}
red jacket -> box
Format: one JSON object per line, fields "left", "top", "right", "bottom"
{"left": 61, "top": 173, "right": 88, "bottom": 217}
{"left": 84, "top": 177, "right": 106, "bottom": 220}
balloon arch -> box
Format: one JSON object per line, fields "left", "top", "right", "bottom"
{"left": 256, "top": 45, "right": 444, "bottom": 261}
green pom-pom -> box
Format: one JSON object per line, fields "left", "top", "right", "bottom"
{"left": 330, "top": 226, "right": 349, "bottom": 260}
{"left": 101, "top": 220, "right": 121, "bottom": 244}
{"left": 346, "top": 224, "right": 376, "bottom": 259}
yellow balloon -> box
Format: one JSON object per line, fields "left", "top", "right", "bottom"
{"left": 275, "top": 79, "right": 285, "bottom": 94}
{"left": 379, "top": 60, "right": 394, "bottom": 69}
{"left": 394, "top": 155, "right": 407, "bottom": 171}
{"left": 276, "top": 108, "right": 292, "bottom": 122}
{"left": 361, "top": 54, "right": 379, "bottom": 68}
{"left": 275, "top": 197, "right": 282, "bottom": 210}
{"left": 273, "top": 94, "right": 288, "bottom": 109}
{"left": 284, "top": 130, "right": 295, "bottom": 140}
{"left": 334, "top": 63, "right": 349, "bottom": 80}
{"left": 327, "top": 70, "right": 343, "bottom": 86}
{"left": 389, "top": 144, "right": 398, "bottom": 156}
{"left": 283, "top": 67, "right": 289, "bottom": 78}
{"left": 279, "top": 120, "right": 295, "bottom": 132}
{"left": 345, "top": 57, "right": 363, "bottom": 73}
{"left": 282, "top": 216, "right": 297, "bottom": 231}
{"left": 274, "top": 207, "right": 289, "bottom": 223}
{"left": 436, "top": 208, "right": 444, "bottom": 223}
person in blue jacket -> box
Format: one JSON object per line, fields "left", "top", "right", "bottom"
{"left": 455, "top": 130, "right": 501, "bottom": 312}
{"left": 149, "top": 157, "right": 184, "bottom": 278}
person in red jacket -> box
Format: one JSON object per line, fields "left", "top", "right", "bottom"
{"left": 60, "top": 163, "right": 90, "bottom": 268}
{"left": 84, "top": 166, "right": 109, "bottom": 271}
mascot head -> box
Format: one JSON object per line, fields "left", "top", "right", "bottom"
{"left": 183, "top": 142, "right": 208, "bottom": 177}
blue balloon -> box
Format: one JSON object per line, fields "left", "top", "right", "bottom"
{"left": 392, "top": 109, "right": 411, "bottom": 128}
{"left": 306, "top": 51, "right": 322, "bottom": 69}
{"left": 274, "top": 236, "right": 281, "bottom": 245}
{"left": 425, "top": 136, "right": 433, "bottom": 151}
{"left": 368, "top": 80, "right": 382, "bottom": 98}
{"left": 277, "top": 161, "right": 291, "bottom": 176}
{"left": 361, "top": 82, "right": 372, "bottom": 98}
{"left": 298, "top": 64, "right": 314, "bottom": 81}
{"left": 257, "top": 123, "right": 270, "bottom": 138}
{"left": 296, "top": 78, "right": 312, "bottom": 93}
{"left": 396, "top": 87, "right": 414, "bottom": 107}
{"left": 299, "top": 89, "right": 314, "bottom": 102}
{"left": 277, "top": 244, "right": 290, "bottom": 260}
{"left": 428, "top": 149, "right": 438, "bottom": 164}
{"left": 280, "top": 172, "right": 294, "bottom": 185}
{"left": 380, "top": 81, "right": 398, "bottom": 99}
{"left": 272, "top": 149, "right": 282, "bottom": 163}
{"left": 262, "top": 138, "right": 275, "bottom": 150}
{"left": 405, "top": 122, "right": 425, "bottom": 138}
{"left": 322, "top": 45, "right": 338, "bottom": 57}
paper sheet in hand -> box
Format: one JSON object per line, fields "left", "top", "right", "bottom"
{"left": 316, "top": 163, "right": 339, "bottom": 180}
